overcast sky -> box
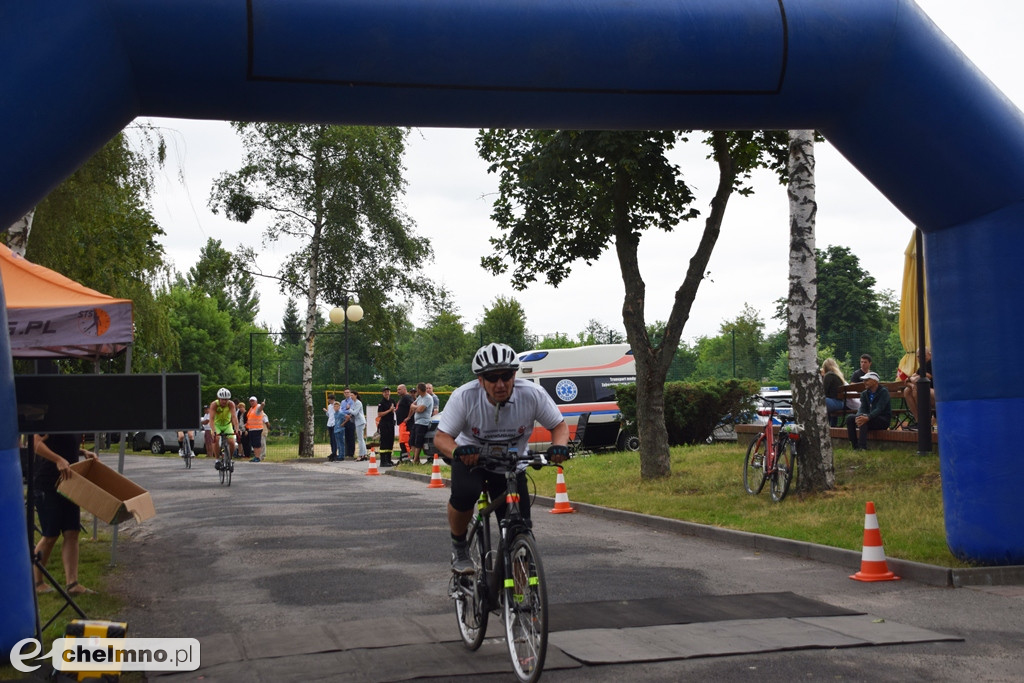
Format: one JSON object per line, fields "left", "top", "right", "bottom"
{"left": 144, "top": 0, "right": 1022, "bottom": 346}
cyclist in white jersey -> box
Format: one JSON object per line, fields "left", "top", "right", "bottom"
{"left": 435, "top": 343, "right": 570, "bottom": 574}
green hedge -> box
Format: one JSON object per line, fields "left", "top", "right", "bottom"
{"left": 615, "top": 378, "right": 759, "bottom": 446}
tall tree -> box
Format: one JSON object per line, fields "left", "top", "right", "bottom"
{"left": 22, "top": 131, "right": 175, "bottom": 371}
{"left": 280, "top": 298, "right": 304, "bottom": 345}
{"left": 692, "top": 304, "right": 768, "bottom": 380}
{"left": 579, "top": 319, "right": 625, "bottom": 346}
{"left": 186, "top": 238, "right": 260, "bottom": 324}
{"left": 210, "top": 123, "right": 431, "bottom": 456}
{"left": 161, "top": 285, "right": 236, "bottom": 381}
{"left": 400, "top": 290, "right": 473, "bottom": 386}
{"left": 785, "top": 130, "right": 835, "bottom": 493}
{"left": 474, "top": 295, "right": 529, "bottom": 352}
{"left": 478, "top": 129, "right": 787, "bottom": 479}
{"left": 776, "top": 245, "right": 887, "bottom": 344}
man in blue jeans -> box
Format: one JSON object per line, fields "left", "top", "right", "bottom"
{"left": 846, "top": 372, "right": 891, "bottom": 450}
{"left": 331, "top": 400, "right": 348, "bottom": 462}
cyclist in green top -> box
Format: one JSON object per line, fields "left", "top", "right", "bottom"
{"left": 208, "top": 387, "right": 240, "bottom": 469}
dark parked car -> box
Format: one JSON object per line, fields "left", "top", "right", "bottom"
{"left": 132, "top": 428, "right": 205, "bottom": 455}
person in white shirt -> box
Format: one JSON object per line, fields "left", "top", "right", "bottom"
{"left": 434, "top": 343, "right": 569, "bottom": 574}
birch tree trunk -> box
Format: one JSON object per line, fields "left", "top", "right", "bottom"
{"left": 299, "top": 215, "right": 325, "bottom": 458}
{"left": 6, "top": 209, "right": 35, "bottom": 256}
{"left": 786, "top": 130, "right": 835, "bottom": 491}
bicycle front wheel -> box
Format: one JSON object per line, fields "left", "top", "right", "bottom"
{"left": 454, "top": 521, "right": 489, "bottom": 650}
{"left": 503, "top": 533, "right": 548, "bottom": 683}
{"left": 770, "top": 438, "right": 795, "bottom": 502}
{"left": 743, "top": 435, "right": 768, "bottom": 495}
{"left": 225, "top": 450, "right": 232, "bottom": 486}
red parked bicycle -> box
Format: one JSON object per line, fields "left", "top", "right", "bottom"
{"left": 743, "top": 397, "right": 801, "bottom": 502}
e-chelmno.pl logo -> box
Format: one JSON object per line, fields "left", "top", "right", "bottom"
{"left": 10, "top": 637, "right": 200, "bottom": 673}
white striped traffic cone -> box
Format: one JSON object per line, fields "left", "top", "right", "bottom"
{"left": 427, "top": 454, "right": 445, "bottom": 488}
{"left": 550, "top": 466, "right": 576, "bottom": 514}
{"left": 850, "top": 501, "right": 899, "bottom": 582}
{"left": 365, "top": 449, "right": 380, "bottom": 476}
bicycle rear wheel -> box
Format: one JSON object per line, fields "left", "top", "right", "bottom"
{"left": 503, "top": 532, "right": 547, "bottom": 683}
{"left": 454, "top": 520, "right": 489, "bottom": 650}
{"left": 770, "top": 439, "right": 795, "bottom": 502}
{"left": 184, "top": 440, "right": 192, "bottom": 469}
{"left": 743, "top": 435, "right": 768, "bottom": 495}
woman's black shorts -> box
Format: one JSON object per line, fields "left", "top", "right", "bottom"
{"left": 35, "top": 488, "right": 81, "bottom": 537}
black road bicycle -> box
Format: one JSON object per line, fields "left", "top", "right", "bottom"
{"left": 215, "top": 433, "right": 234, "bottom": 486}
{"left": 180, "top": 432, "right": 194, "bottom": 469}
{"left": 449, "top": 443, "right": 564, "bottom": 683}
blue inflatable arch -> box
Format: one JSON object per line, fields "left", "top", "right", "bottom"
{"left": 3, "top": 0, "right": 1023, "bottom": 650}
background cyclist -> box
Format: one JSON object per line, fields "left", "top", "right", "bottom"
{"left": 433, "top": 343, "right": 570, "bottom": 574}
{"left": 208, "top": 387, "right": 240, "bottom": 469}
{"left": 176, "top": 429, "right": 195, "bottom": 458}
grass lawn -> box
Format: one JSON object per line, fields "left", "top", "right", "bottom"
{"left": 520, "top": 441, "right": 962, "bottom": 568}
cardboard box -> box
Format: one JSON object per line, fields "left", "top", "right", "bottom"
{"left": 57, "top": 459, "right": 156, "bottom": 525}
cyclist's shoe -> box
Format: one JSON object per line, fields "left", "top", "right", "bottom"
{"left": 214, "top": 460, "right": 223, "bottom": 470}
{"left": 451, "top": 541, "right": 475, "bottom": 575}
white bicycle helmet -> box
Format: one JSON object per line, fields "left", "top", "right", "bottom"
{"left": 471, "top": 343, "right": 520, "bottom": 375}
{"left": 217, "top": 387, "right": 231, "bottom": 399}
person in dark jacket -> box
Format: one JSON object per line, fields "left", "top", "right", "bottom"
{"left": 846, "top": 372, "right": 891, "bottom": 450}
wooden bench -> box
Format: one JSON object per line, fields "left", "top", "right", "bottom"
{"left": 735, "top": 423, "right": 937, "bottom": 452}
{"left": 835, "top": 381, "right": 914, "bottom": 430}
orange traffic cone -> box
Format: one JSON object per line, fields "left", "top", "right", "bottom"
{"left": 850, "top": 501, "right": 899, "bottom": 582}
{"left": 550, "top": 466, "right": 576, "bottom": 514}
{"left": 427, "top": 454, "right": 445, "bottom": 488}
{"left": 365, "top": 449, "right": 380, "bottom": 476}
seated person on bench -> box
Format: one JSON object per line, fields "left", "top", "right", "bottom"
{"left": 846, "top": 372, "right": 891, "bottom": 451}
{"left": 821, "top": 357, "right": 847, "bottom": 427}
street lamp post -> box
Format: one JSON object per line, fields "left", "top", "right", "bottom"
{"left": 329, "top": 294, "right": 363, "bottom": 386}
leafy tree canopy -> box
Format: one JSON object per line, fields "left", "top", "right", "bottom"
{"left": 186, "top": 238, "right": 260, "bottom": 325}
{"left": 474, "top": 295, "right": 529, "bottom": 352}
{"left": 25, "top": 130, "right": 175, "bottom": 371}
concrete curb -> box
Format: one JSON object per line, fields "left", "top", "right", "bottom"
{"left": 383, "top": 470, "right": 1024, "bottom": 588}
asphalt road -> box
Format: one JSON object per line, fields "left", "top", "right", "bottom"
{"left": 110, "top": 454, "right": 1024, "bottom": 682}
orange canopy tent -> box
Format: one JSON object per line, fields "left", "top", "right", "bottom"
{"left": 1, "top": 243, "right": 133, "bottom": 359}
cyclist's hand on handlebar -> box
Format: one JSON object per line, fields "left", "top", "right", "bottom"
{"left": 452, "top": 445, "right": 480, "bottom": 467}
{"left": 546, "top": 444, "right": 570, "bottom": 464}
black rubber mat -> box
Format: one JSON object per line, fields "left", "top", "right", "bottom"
{"left": 548, "top": 592, "right": 862, "bottom": 632}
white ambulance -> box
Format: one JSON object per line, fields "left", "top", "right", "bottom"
{"left": 516, "top": 343, "right": 638, "bottom": 452}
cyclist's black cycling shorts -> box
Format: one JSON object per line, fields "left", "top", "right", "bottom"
{"left": 449, "top": 456, "right": 531, "bottom": 520}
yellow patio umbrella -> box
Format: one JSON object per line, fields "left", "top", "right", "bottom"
{"left": 897, "top": 230, "right": 929, "bottom": 381}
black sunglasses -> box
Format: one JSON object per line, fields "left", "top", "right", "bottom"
{"left": 480, "top": 370, "right": 515, "bottom": 383}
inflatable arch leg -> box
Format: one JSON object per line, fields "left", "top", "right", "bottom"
{"left": 0, "top": 280, "right": 37, "bottom": 655}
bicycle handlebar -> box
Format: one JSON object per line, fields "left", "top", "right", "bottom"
{"left": 451, "top": 444, "right": 570, "bottom": 470}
